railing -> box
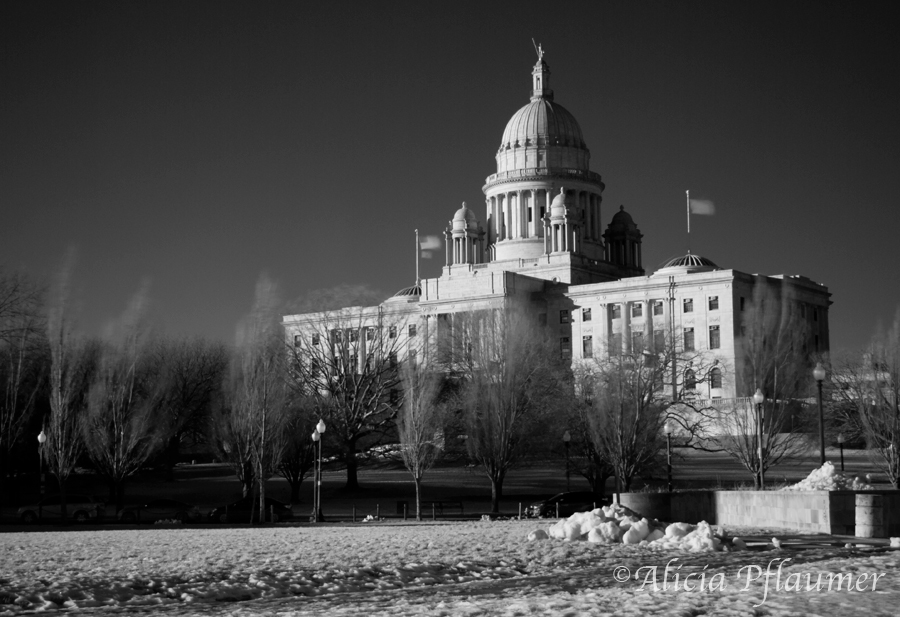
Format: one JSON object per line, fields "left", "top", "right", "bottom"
{"left": 484, "top": 167, "right": 603, "bottom": 185}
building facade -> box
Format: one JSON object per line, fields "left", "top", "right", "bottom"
{"left": 283, "top": 55, "right": 831, "bottom": 404}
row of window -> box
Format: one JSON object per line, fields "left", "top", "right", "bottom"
{"left": 561, "top": 325, "right": 721, "bottom": 358}
{"left": 560, "top": 296, "right": 720, "bottom": 324}
{"left": 294, "top": 324, "right": 418, "bottom": 347}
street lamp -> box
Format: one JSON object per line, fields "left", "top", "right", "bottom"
{"left": 37, "top": 430, "right": 47, "bottom": 495}
{"left": 837, "top": 433, "right": 845, "bottom": 472}
{"left": 312, "top": 419, "right": 326, "bottom": 522}
{"left": 752, "top": 388, "right": 766, "bottom": 489}
{"left": 664, "top": 420, "right": 673, "bottom": 492}
{"left": 562, "top": 430, "right": 571, "bottom": 492}
{"left": 813, "top": 362, "right": 827, "bottom": 466}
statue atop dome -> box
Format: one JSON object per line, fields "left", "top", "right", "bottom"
{"left": 532, "top": 39, "right": 545, "bottom": 62}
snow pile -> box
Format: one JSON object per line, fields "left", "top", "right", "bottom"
{"left": 535, "top": 503, "right": 742, "bottom": 552}
{"left": 782, "top": 462, "right": 873, "bottom": 491}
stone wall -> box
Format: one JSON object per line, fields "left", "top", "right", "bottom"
{"left": 616, "top": 490, "right": 900, "bottom": 537}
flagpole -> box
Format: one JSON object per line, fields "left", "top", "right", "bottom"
{"left": 415, "top": 229, "right": 420, "bottom": 285}
{"left": 685, "top": 190, "right": 690, "bottom": 252}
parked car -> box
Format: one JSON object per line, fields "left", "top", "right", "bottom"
{"left": 527, "top": 491, "right": 607, "bottom": 518}
{"left": 18, "top": 494, "right": 104, "bottom": 523}
{"left": 208, "top": 496, "right": 293, "bottom": 523}
{"left": 117, "top": 499, "right": 202, "bottom": 524}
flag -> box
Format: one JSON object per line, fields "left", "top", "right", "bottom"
{"left": 688, "top": 198, "right": 715, "bottom": 215}
{"left": 419, "top": 234, "right": 441, "bottom": 259}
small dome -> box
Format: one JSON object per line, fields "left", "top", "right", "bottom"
{"left": 549, "top": 188, "right": 569, "bottom": 218}
{"left": 653, "top": 252, "right": 721, "bottom": 276}
{"left": 608, "top": 205, "right": 637, "bottom": 230}
{"left": 392, "top": 283, "right": 421, "bottom": 297}
{"left": 452, "top": 202, "right": 479, "bottom": 232}
{"left": 453, "top": 202, "right": 478, "bottom": 224}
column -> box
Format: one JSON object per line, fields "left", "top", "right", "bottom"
{"left": 623, "top": 301, "right": 632, "bottom": 354}
{"left": 530, "top": 189, "right": 537, "bottom": 236}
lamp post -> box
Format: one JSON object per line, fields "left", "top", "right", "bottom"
{"left": 562, "top": 430, "right": 571, "bottom": 492}
{"left": 313, "top": 419, "right": 326, "bottom": 522}
{"left": 752, "top": 388, "right": 765, "bottom": 489}
{"left": 813, "top": 363, "right": 827, "bottom": 467}
{"left": 837, "top": 433, "right": 845, "bottom": 472}
{"left": 664, "top": 420, "right": 673, "bottom": 492}
{"left": 310, "top": 430, "right": 320, "bottom": 522}
{"left": 37, "top": 430, "right": 47, "bottom": 495}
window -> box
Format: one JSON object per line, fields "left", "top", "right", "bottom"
{"left": 294, "top": 334, "right": 303, "bottom": 347}
{"left": 310, "top": 358, "right": 321, "bottom": 376}
{"left": 611, "top": 304, "right": 622, "bottom": 319}
{"left": 366, "top": 327, "right": 376, "bottom": 341}
{"left": 684, "top": 369, "right": 697, "bottom": 391}
{"left": 740, "top": 297, "right": 745, "bottom": 311}
{"left": 311, "top": 333, "right": 320, "bottom": 346}
{"left": 331, "top": 329, "right": 343, "bottom": 344}
{"left": 632, "top": 303, "right": 642, "bottom": 318}
{"left": 684, "top": 328, "right": 695, "bottom": 351}
{"left": 654, "top": 329, "right": 665, "bottom": 351}
{"left": 389, "top": 325, "right": 397, "bottom": 339}
{"left": 683, "top": 298, "right": 694, "bottom": 313}
{"left": 813, "top": 307, "right": 818, "bottom": 322}
{"left": 708, "top": 296, "right": 719, "bottom": 310}
{"left": 610, "top": 333, "right": 622, "bottom": 355}
{"left": 408, "top": 349, "right": 417, "bottom": 369}
{"left": 582, "top": 307, "right": 592, "bottom": 322}
{"left": 349, "top": 329, "right": 359, "bottom": 343}
{"left": 560, "top": 336, "right": 572, "bottom": 358}
{"left": 710, "top": 367, "right": 722, "bottom": 389}
{"left": 389, "top": 352, "right": 398, "bottom": 369}
{"left": 582, "top": 335, "right": 593, "bottom": 358}
{"left": 408, "top": 324, "right": 417, "bottom": 337}
{"left": 632, "top": 331, "right": 643, "bottom": 351}
{"left": 560, "top": 309, "right": 570, "bottom": 324}
{"left": 709, "top": 325, "right": 720, "bottom": 349}
{"left": 653, "top": 301, "right": 664, "bottom": 316}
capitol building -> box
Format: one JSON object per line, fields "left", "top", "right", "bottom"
{"left": 283, "top": 54, "right": 831, "bottom": 403}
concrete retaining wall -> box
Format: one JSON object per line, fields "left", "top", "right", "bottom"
{"left": 616, "top": 490, "right": 900, "bottom": 537}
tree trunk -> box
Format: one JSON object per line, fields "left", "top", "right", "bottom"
{"left": 241, "top": 462, "right": 254, "bottom": 498}
{"left": 345, "top": 440, "right": 358, "bottom": 489}
{"left": 414, "top": 475, "right": 422, "bottom": 521}
{"left": 490, "top": 474, "right": 504, "bottom": 513}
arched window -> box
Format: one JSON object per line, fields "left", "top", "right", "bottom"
{"left": 684, "top": 369, "right": 696, "bottom": 391}
{"left": 710, "top": 367, "right": 722, "bottom": 389}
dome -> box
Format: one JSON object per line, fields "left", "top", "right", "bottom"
{"left": 549, "top": 187, "right": 570, "bottom": 218}
{"left": 452, "top": 203, "right": 478, "bottom": 224}
{"left": 653, "top": 252, "right": 721, "bottom": 276}
{"left": 607, "top": 205, "right": 638, "bottom": 230}
{"left": 390, "top": 283, "right": 421, "bottom": 298}
{"left": 500, "top": 99, "right": 585, "bottom": 151}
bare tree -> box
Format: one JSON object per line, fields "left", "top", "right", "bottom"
{"left": 0, "top": 269, "right": 45, "bottom": 496}
{"left": 452, "top": 303, "right": 565, "bottom": 513}
{"left": 221, "top": 274, "right": 291, "bottom": 522}
{"left": 81, "top": 284, "right": 168, "bottom": 509}
{"left": 563, "top": 391, "right": 613, "bottom": 497}
{"left": 830, "top": 309, "right": 900, "bottom": 487}
{"left": 577, "top": 326, "right": 721, "bottom": 494}
{"left": 396, "top": 361, "right": 445, "bottom": 520}
{"left": 705, "top": 279, "right": 812, "bottom": 488}
{"left": 287, "top": 306, "right": 405, "bottom": 489}
{"left": 152, "top": 336, "right": 229, "bottom": 477}
{"left": 276, "top": 395, "right": 317, "bottom": 504}
{"left": 44, "top": 257, "right": 97, "bottom": 519}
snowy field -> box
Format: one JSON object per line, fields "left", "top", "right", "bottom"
{"left": 2, "top": 519, "right": 900, "bottom": 616}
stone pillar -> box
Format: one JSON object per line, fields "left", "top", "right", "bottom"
{"left": 623, "top": 301, "right": 632, "bottom": 354}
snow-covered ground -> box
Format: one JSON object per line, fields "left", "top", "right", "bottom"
{"left": 1, "top": 520, "right": 899, "bottom": 616}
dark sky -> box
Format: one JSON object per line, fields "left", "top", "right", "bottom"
{"left": 2, "top": 1, "right": 898, "bottom": 351}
